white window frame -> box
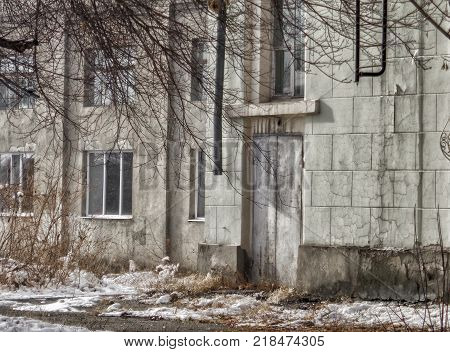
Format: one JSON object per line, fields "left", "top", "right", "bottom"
{"left": 190, "top": 38, "right": 208, "bottom": 102}
{"left": 0, "top": 55, "right": 35, "bottom": 109}
{"left": 84, "top": 48, "right": 135, "bottom": 107}
{"left": 272, "top": 0, "right": 305, "bottom": 98}
{"left": 84, "top": 151, "right": 133, "bottom": 219}
{"left": 0, "top": 152, "right": 34, "bottom": 217}
{"left": 189, "top": 149, "right": 205, "bottom": 221}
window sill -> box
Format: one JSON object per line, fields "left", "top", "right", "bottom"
{"left": 82, "top": 102, "right": 136, "bottom": 109}
{"left": 226, "top": 99, "right": 319, "bottom": 119}
{"left": 271, "top": 95, "right": 304, "bottom": 101}
{"left": 0, "top": 212, "right": 34, "bottom": 218}
{"left": 188, "top": 217, "right": 205, "bottom": 223}
{"left": 81, "top": 215, "right": 133, "bottom": 220}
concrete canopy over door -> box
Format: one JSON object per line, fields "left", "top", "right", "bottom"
{"left": 251, "top": 134, "right": 303, "bottom": 286}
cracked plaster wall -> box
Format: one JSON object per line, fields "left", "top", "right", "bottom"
{"left": 303, "top": 12, "right": 450, "bottom": 250}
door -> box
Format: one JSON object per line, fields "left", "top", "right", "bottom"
{"left": 251, "top": 134, "right": 303, "bottom": 286}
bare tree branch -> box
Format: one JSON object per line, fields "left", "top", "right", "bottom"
{"left": 407, "top": 0, "right": 450, "bottom": 41}
{"left": 0, "top": 38, "right": 38, "bottom": 53}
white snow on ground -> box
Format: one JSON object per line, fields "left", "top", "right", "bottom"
{"left": 103, "top": 294, "right": 262, "bottom": 322}
{"left": 2, "top": 275, "right": 448, "bottom": 330}
{"left": 0, "top": 315, "right": 88, "bottom": 332}
{"left": 0, "top": 256, "right": 180, "bottom": 301}
{"left": 1, "top": 258, "right": 448, "bottom": 330}
{"left": 14, "top": 295, "right": 102, "bottom": 313}
{"left": 0, "top": 271, "right": 157, "bottom": 301}
{"left": 101, "top": 293, "right": 448, "bottom": 330}
{"left": 0, "top": 262, "right": 168, "bottom": 314}
{"left": 0, "top": 270, "right": 166, "bottom": 313}
{"left": 312, "top": 301, "right": 446, "bottom": 329}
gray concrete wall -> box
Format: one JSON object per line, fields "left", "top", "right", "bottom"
{"left": 2, "top": 1, "right": 450, "bottom": 287}
{"left": 197, "top": 243, "right": 244, "bottom": 279}
{"left": 0, "top": 41, "right": 67, "bottom": 252}
{"left": 201, "top": 1, "right": 247, "bottom": 252}
{"left": 206, "top": 1, "right": 450, "bottom": 288}
{"left": 297, "top": 245, "right": 448, "bottom": 301}
{"left": 69, "top": 102, "right": 168, "bottom": 271}
{"left": 0, "top": 3, "right": 209, "bottom": 273}
{"left": 302, "top": 6, "right": 450, "bottom": 251}
{"left": 0, "top": 35, "right": 170, "bottom": 270}
{"left": 166, "top": 107, "right": 209, "bottom": 271}
{"left": 0, "top": 116, "right": 168, "bottom": 272}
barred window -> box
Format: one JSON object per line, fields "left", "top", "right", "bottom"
{"left": 0, "top": 55, "right": 35, "bottom": 109}
{"left": 0, "top": 153, "right": 34, "bottom": 214}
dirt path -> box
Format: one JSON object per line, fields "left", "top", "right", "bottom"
{"left": 0, "top": 306, "right": 236, "bottom": 332}
{"left": 0, "top": 305, "right": 414, "bottom": 332}
{"left": 0, "top": 292, "right": 421, "bottom": 332}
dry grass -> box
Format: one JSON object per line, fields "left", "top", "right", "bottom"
{"left": 0, "top": 200, "right": 110, "bottom": 288}
{"left": 0, "top": 231, "right": 110, "bottom": 288}
{"left": 0, "top": 172, "right": 113, "bottom": 288}
{"left": 237, "top": 322, "right": 423, "bottom": 332}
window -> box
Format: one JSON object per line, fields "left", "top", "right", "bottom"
{"left": 190, "top": 39, "right": 207, "bottom": 102}
{"left": 189, "top": 149, "right": 205, "bottom": 219}
{"left": 0, "top": 55, "right": 35, "bottom": 109}
{"left": 0, "top": 153, "right": 34, "bottom": 214}
{"left": 84, "top": 48, "right": 135, "bottom": 106}
{"left": 85, "top": 151, "right": 133, "bottom": 217}
{"left": 273, "top": 0, "right": 305, "bottom": 97}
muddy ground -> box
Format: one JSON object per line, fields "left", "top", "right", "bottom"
{"left": 0, "top": 306, "right": 234, "bottom": 332}
{"left": 0, "top": 298, "right": 415, "bottom": 332}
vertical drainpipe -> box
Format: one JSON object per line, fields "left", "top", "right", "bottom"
{"left": 61, "top": 26, "right": 72, "bottom": 253}
{"left": 355, "top": 0, "right": 388, "bottom": 82}
{"left": 213, "top": 0, "right": 227, "bottom": 175}
{"left": 355, "top": 0, "right": 360, "bottom": 82}
{"left": 416, "top": 12, "right": 425, "bottom": 246}
{"left": 165, "top": 1, "right": 177, "bottom": 258}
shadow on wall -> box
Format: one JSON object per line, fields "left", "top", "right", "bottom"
{"left": 297, "top": 244, "right": 449, "bottom": 302}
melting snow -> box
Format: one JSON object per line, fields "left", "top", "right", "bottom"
{"left": 14, "top": 296, "right": 102, "bottom": 313}
{"left": 0, "top": 315, "right": 88, "bottom": 332}
{"left": 100, "top": 294, "right": 449, "bottom": 330}
{"left": 1, "top": 257, "right": 448, "bottom": 331}
{"left": 312, "top": 301, "right": 447, "bottom": 329}
{"left": 156, "top": 294, "right": 172, "bottom": 305}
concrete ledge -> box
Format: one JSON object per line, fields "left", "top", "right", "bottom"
{"left": 226, "top": 99, "right": 319, "bottom": 119}
{"left": 297, "top": 245, "right": 449, "bottom": 301}
{"left": 197, "top": 243, "right": 244, "bottom": 279}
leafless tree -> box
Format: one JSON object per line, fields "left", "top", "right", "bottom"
{"left": 0, "top": 0, "right": 447, "bottom": 145}
{"left": 0, "top": 0, "right": 448, "bottom": 266}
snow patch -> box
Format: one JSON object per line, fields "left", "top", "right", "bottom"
{"left": 156, "top": 294, "right": 172, "bottom": 305}
{"left": 105, "top": 303, "right": 121, "bottom": 312}
{"left": 15, "top": 296, "right": 102, "bottom": 313}
{"left": 0, "top": 315, "right": 89, "bottom": 332}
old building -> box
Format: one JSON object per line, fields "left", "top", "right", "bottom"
{"left": 193, "top": 0, "right": 450, "bottom": 300}
{"left": 1, "top": 0, "right": 449, "bottom": 300}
